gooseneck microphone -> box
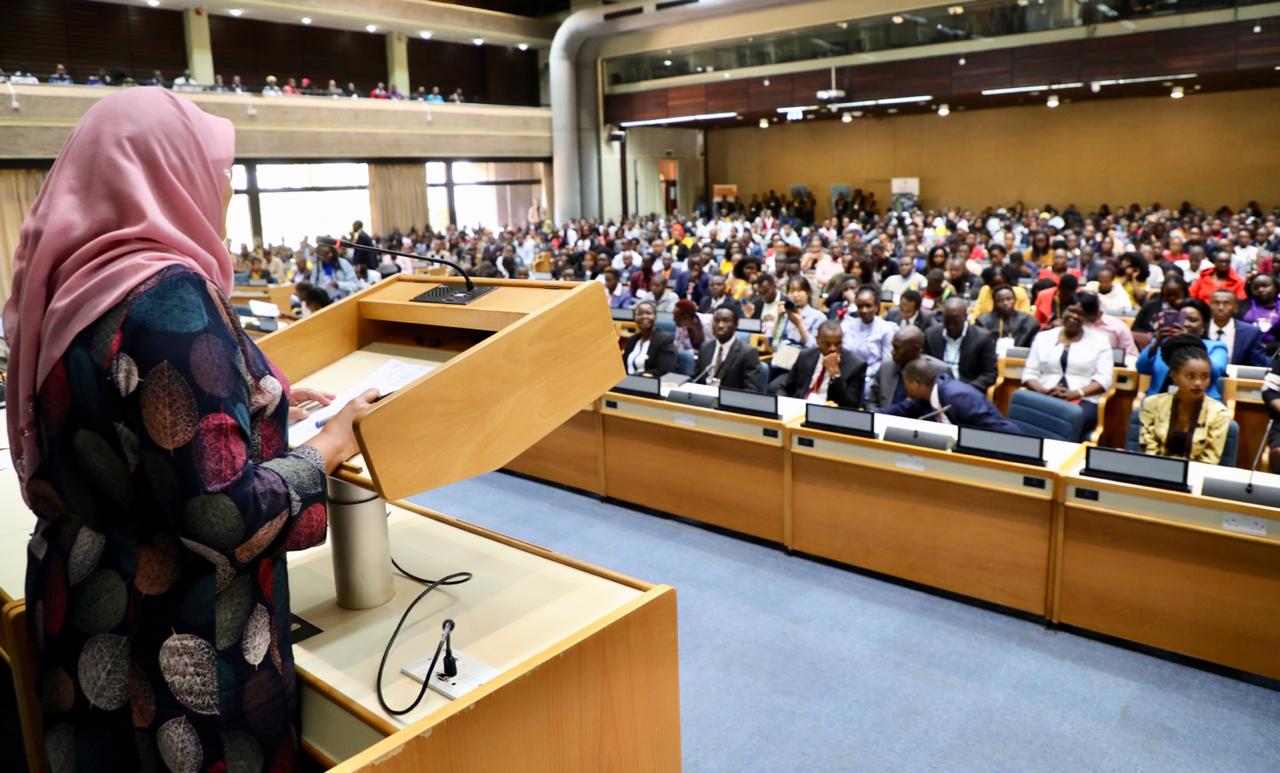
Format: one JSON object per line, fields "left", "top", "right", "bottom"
{"left": 1245, "top": 418, "right": 1274, "bottom": 495}
{"left": 317, "top": 235, "right": 496, "bottom": 305}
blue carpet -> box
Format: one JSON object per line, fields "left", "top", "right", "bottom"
{"left": 409, "top": 473, "right": 1280, "bottom": 772}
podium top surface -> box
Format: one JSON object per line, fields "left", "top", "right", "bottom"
{"left": 288, "top": 505, "right": 644, "bottom": 730}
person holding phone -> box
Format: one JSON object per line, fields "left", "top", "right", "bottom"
{"left": 1135, "top": 298, "right": 1230, "bottom": 401}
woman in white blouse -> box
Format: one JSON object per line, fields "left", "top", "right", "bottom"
{"left": 1021, "top": 301, "right": 1115, "bottom": 441}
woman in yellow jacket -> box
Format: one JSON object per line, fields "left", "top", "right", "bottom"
{"left": 1139, "top": 335, "right": 1231, "bottom": 464}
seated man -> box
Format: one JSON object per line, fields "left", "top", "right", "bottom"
{"left": 881, "top": 360, "right": 1023, "bottom": 434}
{"left": 924, "top": 298, "right": 998, "bottom": 393}
{"left": 975, "top": 284, "right": 1039, "bottom": 349}
{"left": 1208, "top": 288, "right": 1268, "bottom": 366}
{"left": 884, "top": 289, "right": 936, "bottom": 333}
{"left": 1078, "top": 291, "right": 1138, "bottom": 359}
{"left": 700, "top": 273, "right": 741, "bottom": 315}
{"left": 638, "top": 272, "right": 678, "bottom": 313}
{"left": 771, "top": 320, "right": 867, "bottom": 408}
{"left": 695, "top": 307, "right": 764, "bottom": 391}
{"left": 868, "top": 326, "right": 947, "bottom": 410}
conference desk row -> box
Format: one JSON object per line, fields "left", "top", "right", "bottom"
{"left": 507, "top": 381, "right": 1280, "bottom": 684}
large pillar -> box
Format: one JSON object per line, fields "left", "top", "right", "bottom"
{"left": 387, "top": 32, "right": 411, "bottom": 93}
{"left": 183, "top": 8, "right": 215, "bottom": 85}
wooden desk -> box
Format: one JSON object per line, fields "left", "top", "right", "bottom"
{"left": 598, "top": 390, "right": 800, "bottom": 543}
{"left": 789, "top": 415, "right": 1083, "bottom": 616}
{"left": 503, "top": 406, "right": 605, "bottom": 495}
{"left": 230, "top": 282, "right": 295, "bottom": 312}
{"left": 292, "top": 503, "right": 679, "bottom": 770}
{"left": 1057, "top": 461, "right": 1280, "bottom": 680}
{"left": 1228, "top": 369, "right": 1269, "bottom": 470}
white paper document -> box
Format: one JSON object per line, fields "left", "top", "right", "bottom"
{"left": 248, "top": 299, "right": 280, "bottom": 318}
{"left": 288, "top": 358, "right": 433, "bottom": 447}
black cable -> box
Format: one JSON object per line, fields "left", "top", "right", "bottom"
{"left": 374, "top": 552, "right": 473, "bottom": 717}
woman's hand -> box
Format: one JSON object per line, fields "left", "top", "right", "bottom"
{"left": 306, "top": 388, "right": 381, "bottom": 473}
{"left": 288, "top": 387, "right": 335, "bottom": 423}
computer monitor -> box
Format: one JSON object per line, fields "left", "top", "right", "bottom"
{"left": 1082, "top": 446, "right": 1189, "bottom": 492}
{"left": 717, "top": 387, "right": 777, "bottom": 419}
{"left": 611, "top": 308, "right": 636, "bottom": 321}
{"left": 955, "top": 426, "right": 1044, "bottom": 466}
{"left": 612, "top": 374, "right": 661, "bottom": 399}
{"left": 802, "top": 405, "right": 875, "bottom": 438}
{"left": 736, "top": 317, "right": 763, "bottom": 333}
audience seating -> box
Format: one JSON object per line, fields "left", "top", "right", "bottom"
{"left": 1124, "top": 410, "right": 1241, "bottom": 466}
{"left": 1008, "top": 390, "right": 1085, "bottom": 442}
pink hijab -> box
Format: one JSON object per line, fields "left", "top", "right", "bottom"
{"left": 4, "top": 88, "right": 235, "bottom": 494}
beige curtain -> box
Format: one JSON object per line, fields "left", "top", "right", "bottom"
{"left": 0, "top": 169, "right": 47, "bottom": 305}
{"left": 368, "top": 162, "right": 427, "bottom": 236}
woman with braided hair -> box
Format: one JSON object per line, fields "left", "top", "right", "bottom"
{"left": 1138, "top": 334, "right": 1231, "bottom": 463}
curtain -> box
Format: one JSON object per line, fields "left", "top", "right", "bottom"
{"left": 0, "top": 168, "right": 47, "bottom": 306}
{"left": 368, "top": 162, "right": 427, "bottom": 237}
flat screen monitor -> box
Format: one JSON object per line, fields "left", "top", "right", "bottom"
{"left": 1111, "top": 347, "right": 1127, "bottom": 366}
{"left": 736, "top": 317, "right": 763, "bottom": 334}
{"left": 1083, "top": 446, "right": 1189, "bottom": 492}
{"left": 955, "top": 426, "right": 1044, "bottom": 466}
{"left": 717, "top": 387, "right": 777, "bottom": 419}
{"left": 802, "top": 405, "right": 875, "bottom": 438}
{"left": 612, "top": 374, "right": 661, "bottom": 399}
{"left": 611, "top": 308, "right": 635, "bottom": 321}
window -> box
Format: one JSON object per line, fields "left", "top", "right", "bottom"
{"left": 256, "top": 163, "right": 369, "bottom": 190}
{"left": 225, "top": 193, "right": 254, "bottom": 252}
{"left": 259, "top": 189, "right": 371, "bottom": 247}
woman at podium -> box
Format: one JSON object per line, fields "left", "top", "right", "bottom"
{"left": 4, "top": 88, "right": 376, "bottom": 771}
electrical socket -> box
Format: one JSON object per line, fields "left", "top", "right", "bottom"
{"left": 402, "top": 649, "right": 499, "bottom": 701}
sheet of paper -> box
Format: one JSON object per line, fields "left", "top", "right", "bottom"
{"left": 288, "top": 358, "right": 433, "bottom": 447}
{"left": 248, "top": 299, "right": 280, "bottom": 317}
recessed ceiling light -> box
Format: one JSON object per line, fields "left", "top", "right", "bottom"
{"left": 836, "top": 21, "right": 848, "bottom": 29}
{"left": 763, "top": 78, "right": 770, "bottom": 86}
{"left": 517, "top": 42, "right": 529, "bottom": 51}
{"left": 366, "top": 24, "right": 378, "bottom": 33}
{"left": 228, "top": 8, "right": 243, "bottom": 16}
{"left": 300, "top": 17, "right": 311, "bottom": 25}
{"left": 473, "top": 37, "right": 484, "bottom": 46}
{"left": 841, "top": 112, "right": 852, "bottom": 123}
{"left": 937, "top": 103, "right": 951, "bottom": 116}
{"left": 1170, "top": 86, "right": 1184, "bottom": 99}
{"left": 887, "top": 107, "right": 899, "bottom": 113}
{"left": 892, "top": 15, "right": 905, "bottom": 24}
{"left": 146, "top": 0, "right": 160, "bottom": 7}
{"left": 1253, "top": 23, "right": 1262, "bottom": 34}
{"left": 958, "top": 56, "right": 966, "bottom": 66}
{"left": 758, "top": 118, "right": 769, "bottom": 129}
{"left": 723, "top": 72, "right": 732, "bottom": 79}
{"left": 663, "top": 59, "right": 673, "bottom": 66}
{"left": 1046, "top": 94, "right": 1060, "bottom": 108}
{"left": 419, "top": 31, "right": 432, "bottom": 39}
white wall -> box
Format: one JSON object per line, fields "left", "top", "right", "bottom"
{"left": 600, "top": 126, "right": 704, "bottom": 221}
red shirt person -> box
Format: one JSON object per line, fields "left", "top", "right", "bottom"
{"left": 1189, "top": 250, "right": 1247, "bottom": 301}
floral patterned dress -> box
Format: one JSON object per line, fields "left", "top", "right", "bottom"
{"left": 24, "top": 266, "right": 328, "bottom": 772}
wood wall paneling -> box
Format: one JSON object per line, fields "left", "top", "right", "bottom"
{"left": 705, "top": 79, "right": 748, "bottom": 114}
{"left": 838, "top": 63, "right": 895, "bottom": 101}
{"left": 1154, "top": 24, "right": 1238, "bottom": 75}
{"left": 482, "top": 47, "right": 540, "bottom": 106}
{"left": 890, "top": 57, "right": 953, "bottom": 99}
{"left": 666, "top": 83, "right": 708, "bottom": 116}
{"left": 631, "top": 89, "right": 670, "bottom": 121}
{"left": 789, "top": 70, "right": 831, "bottom": 106}
{"left": 209, "top": 16, "right": 387, "bottom": 92}
{"left": 746, "top": 73, "right": 795, "bottom": 112}
{"left": 125, "top": 6, "right": 187, "bottom": 78}
{"left": 1012, "top": 40, "right": 1082, "bottom": 86}
{"left": 1081, "top": 32, "right": 1157, "bottom": 82}
{"left": 1235, "top": 19, "right": 1280, "bottom": 70}
{"left": 951, "top": 48, "right": 1013, "bottom": 94}
{"left": 62, "top": 1, "right": 126, "bottom": 78}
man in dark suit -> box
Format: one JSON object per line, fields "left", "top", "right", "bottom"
{"left": 1209, "top": 289, "right": 1268, "bottom": 366}
{"left": 925, "top": 297, "right": 998, "bottom": 393}
{"left": 699, "top": 274, "right": 741, "bottom": 315}
{"left": 869, "top": 325, "right": 947, "bottom": 410}
{"left": 976, "top": 285, "right": 1039, "bottom": 348}
{"left": 881, "top": 359, "right": 1023, "bottom": 434}
{"left": 621, "top": 300, "right": 677, "bottom": 377}
{"left": 696, "top": 307, "right": 763, "bottom": 391}
{"left": 771, "top": 321, "right": 867, "bottom": 407}
{"left": 884, "top": 290, "right": 937, "bottom": 333}
{"left": 350, "top": 219, "right": 378, "bottom": 270}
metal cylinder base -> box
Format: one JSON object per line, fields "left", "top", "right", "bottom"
{"left": 326, "top": 477, "right": 395, "bottom": 610}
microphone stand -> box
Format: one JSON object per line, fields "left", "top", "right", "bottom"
{"left": 317, "top": 235, "right": 496, "bottom": 305}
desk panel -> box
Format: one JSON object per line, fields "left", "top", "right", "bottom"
{"left": 1232, "top": 378, "right": 1268, "bottom": 471}
{"left": 505, "top": 408, "right": 604, "bottom": 495}
{"left": 602, "top": 414, "right": 786, "bottom": 543}
{"left": 790, "top": 452, "right": 1052, "bottom": 615}
{"left": 1058, "top": 505, "right": 1280, "bottom": 680}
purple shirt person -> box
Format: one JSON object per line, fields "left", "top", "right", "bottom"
{"left": 1242, "top": 274, "right": 1280, "bottom": 351}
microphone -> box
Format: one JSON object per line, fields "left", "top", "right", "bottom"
{"left": 917, "top": 404, "right": 950, "bottom": 423}
{"left": 1245, "top": 418, "right": 1274, "bottom": 494}
{"left": 441, "top": 619, "right": 458, "bottom": 678}
{"left": 691, "top": 359, "right": 717, "bottom": 385}
{"left": 317, "top": 236, "right": 494, "bottom": 305}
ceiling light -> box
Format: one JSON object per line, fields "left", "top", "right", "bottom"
{"left": 1253, "top": 23, "right": 1262, "bottom": 34}
{"left": 982, "top": 82, "right": 1082, "bottom": 95}
{"left": 763, "top": 78, "right": 770, "bottom": 86}
{"left": 758, "top": 118, "right": 770, "bottom": 129}
{"left": 366, "top": 24, "right": 378, "bottom": 33}
{"left": 892, "top": 15, "right": 905, "bottom": 24}
{"left": 419, "top": 31, "right": 433, "bottom": 39}
{"left": 146, "top": 0, "right": 160, "bottom": 7}
{"left": 300, "top": 17, "right": 311, "bottom": 25}
{"left": 958, "top": 56, "right": 967, "bottom": 66}
{"left": 618, "top": 112, "right": 738, "bottom": 128}
{"left": 841, "top": 112, "right": 852, "bottom": 123}
{"left": 775, "top": 105, "right": 820, "bottom": 113}
{"left": 1170, "top": 86, "right": 1184, "bottom": 99}
{"left": 1090, "top": 81, "right": 1101, "bottom": 93}
{"left": 517, "top": 42, "right": 529, "bottom": 51}
{"left": 724, "top": 72, "right": 732, "bottom": 79}
{"left": 937, "top": 103, "right": 950, "bottom": 116}
{"left": 948, "top": 5, "right": 965, "bottom": 15}
{"left": 228, "top": 8, "right": 243, "bottom": 16}
{"left": 473, "top": 37, "right": 484, "bottom": 45}
{"left": 887, "top": 108, "right": 899, "bottom": 114}
{"left": 837, "top": 21, "right": 848, "bottom": 29}
{"left": 1016, "top": 0, "right": 1029, "bottom": 5}
{"left": 663, "top": 59, "right": 673, "bottom": 66}
{"left": 1046, "top": 94, "right": 1060, "bottom": 108}
{"left": 695, "top": 66, "right": 704, "bottom": 72}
